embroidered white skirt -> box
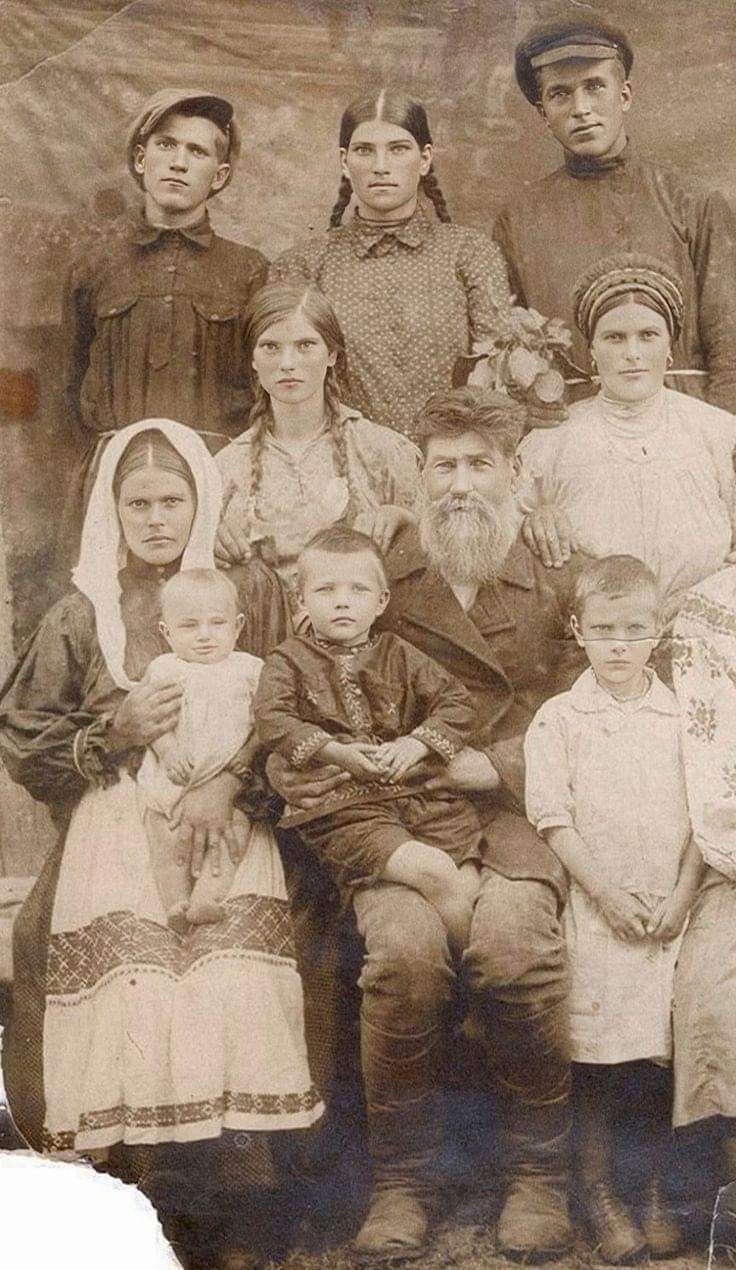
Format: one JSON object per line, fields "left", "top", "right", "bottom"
{"left": 42, "top": 773, "right": 323, "bottom": 1151}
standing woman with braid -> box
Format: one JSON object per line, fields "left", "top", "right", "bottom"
{"left": 270, "top": 90, "right": 513, "bottom": 437}
{"left": 215, "top": 282, "right": 421, "bottom": 609}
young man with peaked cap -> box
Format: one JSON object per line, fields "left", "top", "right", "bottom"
{"left": 493, "top": 17, "right": 736, "bottom": 413}
{"left": 62, "top": 89, "right": 268, "bottom": 495}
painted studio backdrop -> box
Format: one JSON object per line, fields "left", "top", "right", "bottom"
{"left": 0, "top": 0, "right": 733, "bottom": 879}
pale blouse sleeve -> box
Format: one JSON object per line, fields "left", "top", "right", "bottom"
{"left": 371, "top": 426, "right": 422, "bottom": 510}
{"left": 672, "top": 591, "right": 736, "bottom": 880}
{"left": 516, "top": 428, "right": 562, "bottom": 514}
{"left": 216, "top": 438, "right": 254, "bottom": 546}
{"left": 523, "top": 697, "right": 576, "bottom": 833}
{"left": 697, "top": 406, "right": 736, "bottom": 544}
{"left": 455, "top": 229, "right": 513, "bottom": 347}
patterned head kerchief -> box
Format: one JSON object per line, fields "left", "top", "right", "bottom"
{"left": 573, "top": 254, "right": 685, "bottom": 343}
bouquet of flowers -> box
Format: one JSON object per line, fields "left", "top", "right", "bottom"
{"left": 453, "top": 305, "right": 577, "bottom": 428}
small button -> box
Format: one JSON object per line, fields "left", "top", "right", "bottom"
{"left": 591, "top": 1002, "right": 600, "bottom": 1013}
{"left": 166, "top": 264, "right": 176, "bottom": 274}
{"left": 211, "top": 312, "right": 220, "bottom": 320}
{"left": 162, "top": 294, "right": 173, "bottom": 304}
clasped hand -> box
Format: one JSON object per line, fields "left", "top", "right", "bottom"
{"left": 325, "top": 736, "right": 429, "bottom": 783}
{"left": 596, "top": 885, "right": 688, "bottom": 944}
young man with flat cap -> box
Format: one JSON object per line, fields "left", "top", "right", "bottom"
{"left": 494, "top": 17, "right": 736, "bottom": 413}
{"left": 61, "top": 89, "right": 267, "bottom": 544}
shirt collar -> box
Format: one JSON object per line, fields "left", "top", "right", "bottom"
{"left": 569, "top": 666, "right": 679, "bottom": 716}
{"left": 130, "top": 208, "right": 214, "bottom": 248}
{"left": 310, "top": 628, "right": 379, "bottom": 654}
{"left": 565, "top": 138, "right": 631, "bottom": 179}
{"left": 348, "top": 201, "right": 432, "bottom": 259}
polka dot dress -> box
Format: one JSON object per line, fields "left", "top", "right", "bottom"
{"left": 270, "top": 200, "right": 512, "bottom": 437}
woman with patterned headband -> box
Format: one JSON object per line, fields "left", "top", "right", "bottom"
{"left": 518, "top": 253, "right": 736, "bottom": 606}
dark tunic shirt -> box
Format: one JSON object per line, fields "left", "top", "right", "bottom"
{"left": 493, "top": 145, "right": 736, "bottom": 412}
{"left": 62, "top": 212, "right": 268, "bottom": 444}
{"left": 255, "top": 629, "right": 475, "bottom": 827}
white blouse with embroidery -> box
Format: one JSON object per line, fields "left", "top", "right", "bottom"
{"left": 673, "top": 567, "right": 736, "bottom": 881}
{"left": 216, "top": 405, "right": 421, "bottom": 594}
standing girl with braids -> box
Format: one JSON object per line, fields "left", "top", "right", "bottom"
{"left": 215, "top": 282, "right": 421, "bottom": 609}
{"left": 269, "top": 90, "right": 513, "bottom": 437}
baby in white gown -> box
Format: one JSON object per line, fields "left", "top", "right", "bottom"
{"left": 137, "top": 568, "right": 264, "bottom": 929}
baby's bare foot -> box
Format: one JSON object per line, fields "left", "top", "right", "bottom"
{"left": 167, "top": 902, "right": 190, "bottom": 935}
{"left": 188, "top": 900, "right": 226, "bottom": 926}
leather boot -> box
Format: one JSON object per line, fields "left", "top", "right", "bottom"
{"left": 640, "top": 1176, "right": 683, "bottom": 1260}
{"left": 586, "top": 1182, "right": 648, "bottom": 1264}
{"left": 496, "top": 1104, "right": 574, "bottom": 1261}
{"left": 355, "top": 999, "right": 447, "bottom": 1262}
{"left": 354, "top": 1094, "right": 443, "bottom": 1261}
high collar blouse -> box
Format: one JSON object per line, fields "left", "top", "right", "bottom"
{"left": 270, "top": 200, "right": 512, "bottom": 437}
{"left": 518, "top": 387, "right": 736, "bottom": 601}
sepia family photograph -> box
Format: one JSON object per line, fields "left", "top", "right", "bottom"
{"left": 0, "top": 1, "right": 735, "bottom": 1266}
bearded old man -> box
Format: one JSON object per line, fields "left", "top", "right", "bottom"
{"left": 269, "top": 386, "right": 586, "bottom": 1262}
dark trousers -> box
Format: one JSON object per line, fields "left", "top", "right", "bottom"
{"left": 351, "top": 859, "right": 571, "bottom": 1185}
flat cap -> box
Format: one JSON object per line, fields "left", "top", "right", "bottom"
{"left": 515, "top": 17, "right": 633, "bottom": 104}
{"left": 126, "top": 89, "right": 241, "bottom": 191}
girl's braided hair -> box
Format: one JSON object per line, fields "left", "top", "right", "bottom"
{"left": 330, "top": 90, "right": 451, "bottom": 227}
{"left": 243, "top": 283, "right": 359, "bottom": 542}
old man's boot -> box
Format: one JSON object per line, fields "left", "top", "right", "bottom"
{"left": 496, "top": 1104, "right": 574, "bottom": 1260}
{"left": 354, "top": 1095, "right": 442, "bottom": 1262}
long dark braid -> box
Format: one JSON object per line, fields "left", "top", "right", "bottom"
{"left": 244, "top": 384, "right": 273, "bottom": 541}
{"left": 330, "top": 89, "right": 452, "bottom": 227}
{"left": 421, "top": 166, "right": 451, "bottom": 222}
{"left": 323, "top": 365, "right": 359, "bottom": 522}
{"left": 329, "top": 175, "right": 353, "bottom": 228}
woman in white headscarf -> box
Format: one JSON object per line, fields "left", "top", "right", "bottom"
{"left": 0, "top": 419, "right": 323, "bottom": 1266}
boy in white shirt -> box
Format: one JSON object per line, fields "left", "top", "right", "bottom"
{"left": 524, "top": 555, "right": 701, "bottom": 1262}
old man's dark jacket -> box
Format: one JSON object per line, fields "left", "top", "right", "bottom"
{"left": 377, "top": 525, "right": 587, "bottom": 890}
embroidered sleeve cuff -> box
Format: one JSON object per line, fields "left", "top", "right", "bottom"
{"left": 71, "top": 716, "right": 119, "bottom": 789}
{"left": 288, "top": 729, "right": 331, "bottom": 769}
{"left": 411, "top": 723, "right": 464, "bottom": 763}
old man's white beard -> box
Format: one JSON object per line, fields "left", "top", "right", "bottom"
{"left": 418, "top": 490, "right": 520, "bottom": 586}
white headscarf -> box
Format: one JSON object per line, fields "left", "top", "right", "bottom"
{"left": 72, "top": 419, "right": 223, "bottom": 690}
